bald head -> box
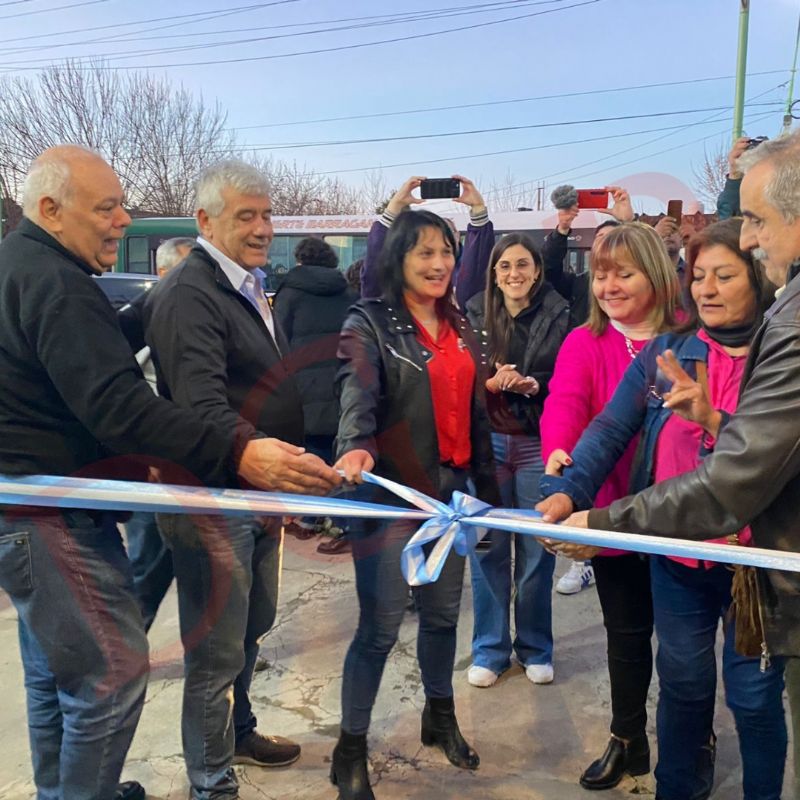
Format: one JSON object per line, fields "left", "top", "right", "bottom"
{"left": 22, "top": 145, "right": 131, "bottom": 273}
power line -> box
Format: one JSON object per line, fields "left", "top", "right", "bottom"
{"left": 480, "top": 82, "right": 784, "bottom": 198}
{"left": 0, "top": 2, "right": 296, "bottom": 47}
{"left": 309, "top": 120, "right": 751, "bottom": 177}
{"left": 228, "top": 70, "right": 788, "bottom": 132}
{"left": 0, "top": 0, "right": 574, "bottom": 64}
{"left": 0, "top": 0, "right": 107, "bottom": 20}
{"left": 0, "top": 0, "right": 563, "bottom": 55}
{"left": 563, "top": 109, "right": 776, "bottom": 186}
{"left": 0, "top": 0, "right": 602, "bottom": 71}
{"left": 230, "top": 103, "right": 781, "bottom": 153}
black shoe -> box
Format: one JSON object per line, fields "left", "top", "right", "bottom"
{"left": 420, "top": 696, "right": 479, "bottom": 770}
{"left": 579, "top": 734, "right": 649, "bottom": 790}
{"left": 316, "top": 530, "right": 351, "bottom": 555}
{"left": 232, "top": 730, "right": 301, "bottom": 767}
{"left": 113, "top": 781, "right": 145, "bottom": 800}
{"left": 254, "top": 654, "right": 269, "bottom": 673}
{"left": 330, "top": 730, "right": 375, "bottom": 800}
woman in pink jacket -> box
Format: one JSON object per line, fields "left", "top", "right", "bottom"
{"left": 539, "top": 222, "right": 680, "bottom": 791}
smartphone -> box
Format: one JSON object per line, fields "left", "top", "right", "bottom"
{"left": 666, "top": 199, "right": 683, "bottom": 222}
{"left": 419, "top": 178, "right": 461, "bottom": 200}
{"left": 576, "top": 189, "right": 609, "bottom": 209}
{"left": 667, "top": 200, "right": 683, "bottom": 223}
{"left": 746, "top": 136, "right": 768, "bottom": 150}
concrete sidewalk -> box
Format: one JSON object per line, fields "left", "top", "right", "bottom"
{"left": 0, "top": 535, "right": 792, "bottom": 799}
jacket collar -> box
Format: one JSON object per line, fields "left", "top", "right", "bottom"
{"left": 15, "top": 217, "right": 98, "bottom": 276}
{"left": 765, "top": 260, "right": 800, "bottom": 320}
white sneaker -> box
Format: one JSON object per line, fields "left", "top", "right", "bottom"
{"left": 525, "top": 663, "right": 554, "bottom": 684}
{"left": 556, "top": 560, "right": 596, "bottom": 595}
{"left": 467, "top": 665, "right": 498, "bottom": 687}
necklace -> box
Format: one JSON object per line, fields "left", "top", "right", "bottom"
{"left": 625, "top": 334, "right": 664, "bottom": 401}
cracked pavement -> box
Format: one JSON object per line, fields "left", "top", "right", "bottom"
{"left": 0, "top": 536, "right": 793, "bottom": 799}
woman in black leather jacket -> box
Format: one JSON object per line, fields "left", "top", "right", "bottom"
{"left": 330, "top": 209, "right": 500, "bottom": 800}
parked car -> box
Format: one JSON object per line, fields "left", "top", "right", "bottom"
{"left": 93, "top": 272, "right": 158, "bottom": 310}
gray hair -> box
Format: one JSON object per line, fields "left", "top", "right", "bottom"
{"left": 738, "top": 130, "right": 800, "bottom": 222}
{"left": 156, "top": 237, "right": 195, "bottom": 272}
{"left": 22, "top": 144, "right": 99, "bottom": 219}
{"left": 194, "top": 159, "right": 270, "bottom": 216}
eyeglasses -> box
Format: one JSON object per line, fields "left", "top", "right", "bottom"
{"left": 495, "top": 261, "right": 536, "bottom": 274}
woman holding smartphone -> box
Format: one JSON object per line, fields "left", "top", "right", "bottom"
{"left": 331, "top": 209, "right": 500, "bottom": 800}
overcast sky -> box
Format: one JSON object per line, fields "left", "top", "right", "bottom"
{"left": 1, "top": 0, "right": 797, "bottom": 213}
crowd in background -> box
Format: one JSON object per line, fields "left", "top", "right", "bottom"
{"left": 0, "top": 129, "right": 799, "bottom": 800}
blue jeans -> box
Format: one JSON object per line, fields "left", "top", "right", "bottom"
{"left": 126, "top": 511, "right": 173, "bottom": 631}
{"left": 650, "top": 556, "right": 787, "bottom": 800}
{"left": 469, "top": 433, "right": 554, "bottom": 672}
{"left": 0, "top": 509, "right": 149, "bottom": 800}
{"left": 157, "top": 513, "right": 281, "bottom": 800}
{"left": 341, "top": 467, "right": 467, "bottom": 735}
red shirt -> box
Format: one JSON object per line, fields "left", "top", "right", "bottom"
{"left": 414, "top": 318, "right": 476, "bottom": 469}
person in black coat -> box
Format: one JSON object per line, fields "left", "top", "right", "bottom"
{"left": 141, "top": 160, "right": 341, "bottom": 799}
{"left": 272, "top": 237, "right": 358, "bottom": 550}
{"left": 272, "top": 237, "right": 357, "bottom": 462}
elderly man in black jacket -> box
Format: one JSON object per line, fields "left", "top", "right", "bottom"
{"left": 0, "top": 146, "right": 339, "bottom": 800}
{"left": 143, "top": 160, "right": 333, "bottom": 800}
{"left": 541, "top": 131, "right": 800, "bottom": 798}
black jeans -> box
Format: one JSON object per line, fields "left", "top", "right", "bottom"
{"left": 591, "top": 553, "right": 654, "bottom": 740}
{"left": 341, "top": 467, "right": 468, "bottom": 735}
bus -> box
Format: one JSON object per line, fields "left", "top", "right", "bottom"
{"left": 117, "top": 211, "right": 609, "bottom": 290}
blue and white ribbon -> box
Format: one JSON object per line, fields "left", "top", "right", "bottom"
{"left": 2, "top": 472, "right": 799, "bottom": 583}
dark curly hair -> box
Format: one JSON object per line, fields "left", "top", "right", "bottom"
{"left": 294, "top": 236, "right": 339, "bottom": 268}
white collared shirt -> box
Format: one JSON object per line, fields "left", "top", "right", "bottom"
{"left": 197, "top": 236, "right": 276, "bottom": 339}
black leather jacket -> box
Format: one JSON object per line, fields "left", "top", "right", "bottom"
{"left": 336, "top": 298, "right": 501, "bottom": 506}
{"left": 589, "top": 269, "right": 800, "bottom": 657}
{"left": 465, "top": 282, "right": 570, "bottom": 437}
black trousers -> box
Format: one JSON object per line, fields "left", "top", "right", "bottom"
{"left": 591, "top": 553, "right": 654, "bottom": 740}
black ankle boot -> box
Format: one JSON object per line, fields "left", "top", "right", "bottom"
{"left": 579, "top": 733, "right": 649, "bottom": 790}
{"left": 420, "top": 696, "right": 480, "bottom": 770}
{"left": 330, "top": 730, "right": 375, "bottom": 800}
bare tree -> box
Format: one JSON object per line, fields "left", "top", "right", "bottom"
{"left": 245, "top": 155, "right": 362, "bottom": 215}
{"left": 484, "top": 169, "right": 532, "bottom": 212}
{"left": 360, "top": 169, "right": 392, "bottom": 214}
{"left": 0, "top": 60, "right": 236, "bottom": 218}
{"left": 692, "top": 142, "right": 729, "bottom": 211}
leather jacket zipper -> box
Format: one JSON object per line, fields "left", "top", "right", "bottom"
{"left": 385, "top": 343, "right": 422, "bottom": 371}
{"left": 756, "top": 584, "right": 771, "bottom": 672}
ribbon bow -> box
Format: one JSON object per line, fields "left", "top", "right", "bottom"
{"left": 360, "top": 472, "right": 500, "bottom": 586}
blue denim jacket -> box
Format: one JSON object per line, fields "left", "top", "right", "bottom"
{"left": 539, "top": 331, "right": 723, "bottom": 510}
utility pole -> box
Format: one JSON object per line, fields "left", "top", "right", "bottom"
{"left": 783, "top": 12, "right": 800, "bottom": 134}
{"left": 732, "top": 0, "right": 750, "bottom": 141}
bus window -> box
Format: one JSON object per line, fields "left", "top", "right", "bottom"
{"left": 324, "top": 235, "right": 367, "bottom": 271}
{"left": 127, "top": 236, "right": 152, "bottom": 274}
{"left": 266, "top": 235, "right": 306, "bottom": 290}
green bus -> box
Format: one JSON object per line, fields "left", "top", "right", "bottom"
{"left": 118, "top": 211, "right": 601, "bottom": 290}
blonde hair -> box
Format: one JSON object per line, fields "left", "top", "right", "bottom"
{"left": 586, "top": 222, "right": 680, "bottom": 335}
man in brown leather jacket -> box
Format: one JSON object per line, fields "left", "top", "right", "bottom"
{"left": 544, "top": 130, "right": 800, "bottom": 797}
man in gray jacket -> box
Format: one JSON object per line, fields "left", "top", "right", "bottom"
{"left": 542, "top": 130, "right": 800, "bottom": 796}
